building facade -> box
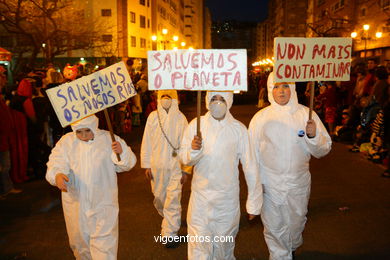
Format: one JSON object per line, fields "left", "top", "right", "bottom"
{"left": 255, "top": 0, "right": 390, "bottom": 65}
{"left": 307, "top": 0, "right": 390, "bottom": 63}
{"left": 255, "top": 0, "right": 307, "bottom": 64}
{"left": 211, "top": 21, "right": 258, "bottom": 64}
{"left": 0, "top": 0, "right": 209, "bottom": 69}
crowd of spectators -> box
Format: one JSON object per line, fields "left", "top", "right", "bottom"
{"left": 253, "top": 59, "right": 389, "bottom": 177}
{"left": 1, "top": 57, "right": 389, "bottom": 199}
{"left": 0, "top": 59, "right": 160, "bottom": 199}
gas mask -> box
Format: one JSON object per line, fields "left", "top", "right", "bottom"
{"left": 209, "top": 100, "right": 227, "bottom": 119}
{"left": 161, "top": 98, "right": 172, "bottom": 110}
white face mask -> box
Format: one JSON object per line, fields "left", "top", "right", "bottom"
{"left": 160, "top": 98, "right": 172, "bottom": 110}
{"left": 209, "top": 101, "right": 227, "bottom": 119}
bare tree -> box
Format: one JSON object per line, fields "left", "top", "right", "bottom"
{"left": 306, "top": 9, "right": 353, "bottom": 37}
{"left": 0, "top": 0, "right": 110, "bottom": 67}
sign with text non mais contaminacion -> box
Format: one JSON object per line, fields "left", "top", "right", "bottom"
{"left": 274, "top": 37, "right": 352, "bottom": 83}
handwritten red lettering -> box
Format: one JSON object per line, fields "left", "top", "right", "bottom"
{"left": 277, "top": 43, "right": 287, "bottom": 60}
{"left": 152, "top": 53, "right": 162, "bottom": 71}
{"left": 191, "top": 53, "right": 200, "bottom": 69}
{"left": 174, "top": 53, "right": 182, "bottom": 69}
{"left": 232, "top": 71, "right": 241, "bottom": 86}
{"left": 285, "top": 65, "right": 291, "bottom": 78}
{"left": 154, "top": 74, "right": 162, "bottom": 88}
{"left": 327, "top": 45, "right": 336, "bottom": 59}
{"left": 212, "top": 72, "right": 220, "bottom": 86}
{"left": 344, "top": 45, "right": 351, "bottom": 58}
{"left": 171, "top": 72, "right": 183, "bottom": 88}
{"left": 227, "top": 53, "right": 238, "bottom": 71}
{"left": 276, "top": 64, "right": 284, "bottom": 79}
{"left": 163, "top": 54, "right": 172, "bottom": 70}
{"left": 201, "top": 53, "right": 214, "bottom": 69}
{"left": 192, "top": 72, "right": 200, "bottom": 87}
{"left": 217, "top": 54, "right": 224, "bottom": 68}
{"left": 312, "top": 44, "right": 326, "bottom": 59}
{"left": 287, "top": 44, "right": 296, "bottom": 59}
{"left": 180, "top": 53, "right": 191, "bottom": 69}
{"left": 201, "top": 71, "right": 210, "bottom": 85}
{"left": 220, "top": 72, "right": 232, "bottom": 86}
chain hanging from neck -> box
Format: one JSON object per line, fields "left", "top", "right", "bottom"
{"left": 157, "top": 109, "right": 179, "bottom": 157}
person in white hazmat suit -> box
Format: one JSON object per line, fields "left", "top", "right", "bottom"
{"left": 141, "top": 90, "right": 191, "bottom": 247}
{"left": 248, "top": 72, "right": 332, "bottom": 260}
{"left": 180, "top": 91, "right": 263, "bottom": 260}
{"left": 46, "top": 115, "right": 137, "bottom": 260}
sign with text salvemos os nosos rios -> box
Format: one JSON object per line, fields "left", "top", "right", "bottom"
{"left": 274, "top": 37, "right": 352, "bottom": 83}
{"left": 147, "top": 49, "right": 248, "bottom": 91}
{"left": 46, "top": 61, "right": 136, "bottom": 127}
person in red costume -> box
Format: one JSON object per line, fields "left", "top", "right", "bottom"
{"left": 8, "top": 78, "right": 36, "bottom": 183}
{"left": 0, "top": 67, "right": 22, "bottom": 197}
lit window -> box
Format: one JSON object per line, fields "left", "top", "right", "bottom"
{"left": 131, "top": 36, "right": 136, "bottom": 47}
{"left": 140, "top": 15, "right": 146, "bottom": 28}
{"left": 130, "top": 12, "right": 136, "bottom": 23}
{"left": 140, "top": 38, "right": 146, "bottom": 48}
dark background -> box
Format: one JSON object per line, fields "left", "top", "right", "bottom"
{"left": 205, "top": 0, "right": 269, "bottom": 22}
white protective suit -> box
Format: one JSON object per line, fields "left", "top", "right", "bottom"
{"left": 180, "top": 91, "right": 263, "bottom": 260}
{"left": 248, "top": 73, "right": 332, "bottom": 260}
{"left": 140, "top": 90, "right": 190, "bottom": 237}
{"left": 46, "top": 115, "right": 136, "bottom": 260}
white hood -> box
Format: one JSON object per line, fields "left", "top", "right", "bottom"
{"left": 267, "top": 72, "right": 299, "bottom": 114}
{"left": 71, "top": 115, "right": 100, "bottom": 137}
{"left": 205, "top": 91, "right": 233, "bottom": 110}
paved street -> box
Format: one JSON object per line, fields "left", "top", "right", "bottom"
{"left": 1, "top": 101, "right": 389, "bottom": 260}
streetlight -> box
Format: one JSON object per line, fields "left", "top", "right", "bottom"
{"left": 161, "top": 29, "right": 168, "bottom": 50}
{"left": 351, "top": 24, "right": 382, "bottom": 60}
{"left": 152, "top": 29, "right": 183, "bottom": 50}
{"left": 363, "top": 24, "right": 369, "bottom": 59}
{"left": 181, "top": 42, "right": 186, "bottom": 47}
{"left": 151, "top": 35, "right": 158, "bottom": 50}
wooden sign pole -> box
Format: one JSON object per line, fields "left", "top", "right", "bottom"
{"left": 309, "top": 82, "right": 315, "bottom": 120}
{"left": 103, "top": 109, "right": 121, "bottom": 161}
{"left": 196, "top": 91, "right": 201, "bottom": 137}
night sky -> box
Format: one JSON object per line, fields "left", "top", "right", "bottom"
{"left": 205, "top": 0, "right": 269, "bottom": 22}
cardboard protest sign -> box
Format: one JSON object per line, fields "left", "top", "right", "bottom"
{"left": 148, "top": 49, "right": 247, "bottom": 91}
{"left": 274, "top": 37, "right": 352, "bottom": 82}
{"left": 46, "top": 61, "right": 136, "bottom": 127}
